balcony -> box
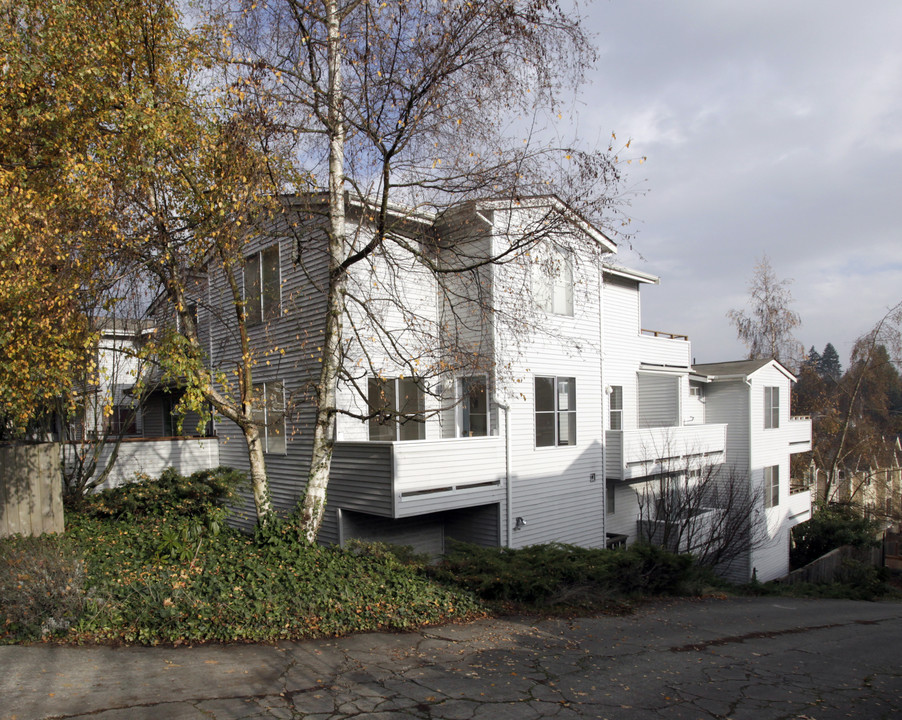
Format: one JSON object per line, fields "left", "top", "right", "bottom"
{"left": 638, "top": 330, "right": 691, "bottom": 369}
{"left": 331, "top": 436, "right": 506, "bottom": 518}
{"left": 787, "top": 485, "right": 812, "bottom": 526}
{"left": 787, "top": 416, "right": 813, "bottom": 454}
{"left": 606, "top": 423, "right": 728, "bottom": 481}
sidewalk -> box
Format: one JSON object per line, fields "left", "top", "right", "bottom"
{"left": 3, "top": 597, "right": 901, "bottom": 719}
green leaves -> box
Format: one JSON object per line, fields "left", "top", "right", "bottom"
{"left": 19, "top": 468, "right": 485, "bottom": 644}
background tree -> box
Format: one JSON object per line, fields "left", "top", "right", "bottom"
{"left": 727, "top": 255, "right": 802, "bottom": 368}
{"left": 218, "top": 0, "right": 630, "bottom": 540}
{"left": 818, "top": 342, "right": 843, "bottom": 381}
{"left": 795, "top": 303, "right": 902, "bottom": 510}
{"left": 802, "top": 346, "right": 822, "bottom": 373}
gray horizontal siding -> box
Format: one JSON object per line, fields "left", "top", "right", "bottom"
{"left": 329, "top": 443, "right": 394, "bottom": 517}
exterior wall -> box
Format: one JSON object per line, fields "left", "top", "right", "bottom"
{"left": 207, "top": 212, "right": 330, "bottom": 530}
{"left": 684, "top": 383, "right": 706, "bottom": 425}
{"left": 337, "top": 503, "right": 500, "bottom": 556}
{"left": 637, "top": 372, "right": 680, "bottom": 428}
{"left": 601, "top": 274, "right": 642, "bottom": 433}
{"left": 701, "top": 379, "right": 752, "bottom": 581}
{"left": 186, "top": 197, "right": 790, "bottom": 582}
{"left": 490, "top": 210, "right": 607, "bottom": 549}
{"left": 702, "top": 363, "right": 811, "bottom": 583}
{"left": 747, "top": 366, "right": 798, "bottom": 582}
{"left": 66, "top": 437, "right": 220, "bottom": 491}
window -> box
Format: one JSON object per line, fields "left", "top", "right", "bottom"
{"left": 368, "top": 377, "right": 425, "bottom": 441}
{"left": 252, "top": 381, "right": 286, "bottom": 453}
{"left": 459, "top": 376, "right": 488, "bottom": 437}
{"left": 689, "top": 384, "right": 704, "bottom": 398}
{"left": 244, "top": 244, "right": 281, "bottom": 326}
{"left": 606, "top": 480, "right": 615, "bottom": 515}
{"left": 764, "top": 465, "right": 779, "bottom": 508}
{"left": 535, "top": 376, "right": 576, "bottom": 447}
{"left": 764, "top": 386, "right": 780, "bottom": 429}
{"left": 609, "top": 385, "right": 623, "bottom": 430}
{"left": 108, "top": 405, "right": 138, "bottom": 436}
{"left": 533, "top": 247, "right": 573, "bottom": 316}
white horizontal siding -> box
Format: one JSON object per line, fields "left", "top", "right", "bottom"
{"left": 67, "top": 438, "right": 220, "bottom": 490}
{"left": 607, "top": 423, "right": 728, "bottom": 480}
{"left": 392, "top": 437, "right": 505, "bottom": 493}
{"left": 637, "top": 334, "right": 690, "bottom": 368}
{"left": 490, "top": 212, "right": 607, "bottom": 549}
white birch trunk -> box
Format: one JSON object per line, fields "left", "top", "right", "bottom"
{"left": 300, "top": 0, "right": 345, "bottom": 543}
{"left": 243, "top": 421, "right": 273, "bottom": 521}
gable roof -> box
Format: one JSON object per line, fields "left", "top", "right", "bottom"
{"left": 693, "top": 358, "right": 796, "bottom": 382}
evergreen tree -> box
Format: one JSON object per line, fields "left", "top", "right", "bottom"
{"left": 819, "top": 343, "right": 843, "bottom": 381}
{"left": 803, "top": 346, "right": 822, "bottom": 372}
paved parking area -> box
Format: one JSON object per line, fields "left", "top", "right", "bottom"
{"left": 2, "top": 597, "right": 901, "bottom": 719}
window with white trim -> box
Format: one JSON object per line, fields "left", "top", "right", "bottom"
{"left": 459, "top": 376, "right": 488, "bottom": 437}
{"left": 368, "top": 377, "right": 425, "bottom": 441}
{"left": 609, "top": 385, "right": 623, "bottom": 430}
{"left": 764, "top": 386, "right": 780, "bottom": 429}
{"left": 244, "top": 244, "right": 281, "bottom": 326}
{"left": 252, "top": 381, "right": 286, "bottom": 453}
{"left": 764, "top": 465, "right": 779, "bottom": 508}
{"left": 533, "top": 247, "right": 573, "bottom": 316}
{"left": 535, "top": 376, "right": 576, "bottom": 447}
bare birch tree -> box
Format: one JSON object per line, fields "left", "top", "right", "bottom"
{"left": 215, "top": 0, "right": 630, "bottom": 540}
{"left": 727, "top": 255, "right": 802, "bottom": 368}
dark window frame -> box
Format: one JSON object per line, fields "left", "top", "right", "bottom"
{"left": 244, "top": 244, "right": 281, "bottom": 326}
{"left": 764, "top": 386, "right": 780, "bottom": 429}
{"left": 534, "top": 376, "right": 577, "bottom": 447}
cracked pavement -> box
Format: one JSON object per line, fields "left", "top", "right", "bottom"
{"left": 2, "top": 597, "right": 900, "bottom": 719}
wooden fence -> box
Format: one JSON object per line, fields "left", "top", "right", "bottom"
{"left": 0, "top": 443, "right": 65, "bottom": 537}
{"left": 885, "top": 529, "right": 902, "bottom": 570}
{"left": 781, "top": 544, "right": 883, "bottom": 585}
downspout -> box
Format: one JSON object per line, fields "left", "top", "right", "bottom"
{"left": 207, "top": 278, "right": 216, "bottom": 437}
{"left": 599, "top": 261, "right": 607, "bottom": 529}
{"left": 495, "top": 399, "right": 512, "bottom": 547}
{"left": 746, "top": 376, "right": 755, "bottom": 580}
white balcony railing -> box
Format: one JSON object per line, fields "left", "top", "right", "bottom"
{"left": 787, "top": 416, "right": 813, "bottom": 453}
{"left": 606, "top": 423, "right": 728, "bottom": 481}
{"left": 392, "top": 436, "right": 506, "bottom": 496}
{"left": 332, "top": 436, "right": 507, "bottom": 518}
{"left": 637, "top": 333, "right": 691, "bottom": 368}
{"left": 787, "top": 486, "right": 812, "bottom": 526}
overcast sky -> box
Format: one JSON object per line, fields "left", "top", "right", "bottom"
{"left": 573, "top": 0, "right": 902, "bottom": 366}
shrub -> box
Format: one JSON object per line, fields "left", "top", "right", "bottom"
{"left": 430, "top": 541, "right": 694, "bottom": 609}
{"left": 791, "top": 503, "right": 882, "bottom": 568}
{"left": 0, "top": 534, "right": 86, "bottom": 642}
{"left": 80, "top": 466, "right": 246, "bottom": 522}
{"left": 67, "top": 521, "right": 483, "bottom": 644}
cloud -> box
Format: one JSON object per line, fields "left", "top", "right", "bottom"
{"left": 579, "top": 1, "right": 902, "bottom": 364}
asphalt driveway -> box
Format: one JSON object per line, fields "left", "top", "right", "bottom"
{"left": 2, "top": 596, "right": 900, "bottom": 719}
